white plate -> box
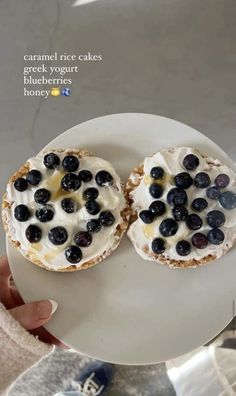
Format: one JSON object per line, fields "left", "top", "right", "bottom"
{"left": 7, "top": 113, "right": 236, "bottom": 365}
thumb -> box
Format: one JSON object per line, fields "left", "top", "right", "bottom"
{"left": 9, "top": 300, "right": 58, "bottom": 330}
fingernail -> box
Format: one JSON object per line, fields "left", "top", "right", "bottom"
{"left": 37, "top": 299, "right": 58, "bottom": 319}
{"left": 49, "top": 299, "right": 58, "bottom": 315}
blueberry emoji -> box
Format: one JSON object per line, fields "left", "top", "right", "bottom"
{"left": 61, "top": 88, "right": 71, "bottom": 97}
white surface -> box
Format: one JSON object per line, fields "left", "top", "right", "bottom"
{"left": 167, "top": 346, "right": 236, "bottom": 395}
{"left": 7, "top": 113, "right": 236, "bottom": 365}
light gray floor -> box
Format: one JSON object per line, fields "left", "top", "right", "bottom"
{"left": 9, "top": 348, "right": 174, "bottom": 396}
{"left": 1, "top": 0, "right": 236, "bottom": 394}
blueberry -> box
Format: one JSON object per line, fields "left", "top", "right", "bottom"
{"left": 149, "top": 200, "right": 166, "bottom": 216}
{"left": 48, "top": 226, "right": 68, "bottom": 245}
{"left": 194, "top": 172, "right": 211, "bottom": 188}
{"left": 61, "top": 173, "right": 81, "bottom": 192}
{"left": 85, "top": 200, "right": 100, "bottom": 215}
{"left": 99, "top": 211, "right": 115, "bottom": 226}
{"left": 191, "top": 198, "right": 208, "bottom": 212}
{"left": 172, "top": 205, "right": 188, "bottom": 221}
{"left": 206, "top": 210, "right": 225, "bottom": 228}
{"left": 87, "top": 219, "right": 101, "bottom": 232}
{"left": 176, "top": 240, "right": 191, "bottom": 256}
{"left": 192, "top": 233, "right": 208, "bottom": 249}
{"left": 26, "top": 170, "right": 42, "bottom": 186}
{"left": 61, "top": 198, "right": 77, "bottom": 213}
{"left": 151, "top": 238, "right": 166, "bottom": 254}
{"left": 183, "top": 154, "right": 199, "bottom": 171}
{"left": 62, "top": 155, "right": 79, "bottom": 172}
{"left": 14, "top": 178, "right": 28, "bottom": 192}
{"left": 167, "top": 188, "right": 187, "bottom": 206}
{"left": 74, "top": 231, "right": 92, "bottom": 247}
{"left": 79, "top": 170, "right": 93, "bottom": 182}
{"left": 174, "top": 172, "right": 193, "bottom": 189}
{"left": 215, "top": 174, "right": 230, "bottom": 188}
{"left": 186, "top": 214, "right": 202, "bottom": 230}
{"left": 83, "top": 187, "right": 99, "bottom": 200}
{"left": 34, "top": 188, "right": 51, "bottom": 204}
{"left": 14, "top": 204, "right": 30, "bottom": 222}
{"left": 95, "top": 170, "right": 113, "bottom": 186}
{"left": 36, "top": 205, "right": 54, "bottom": 222}
{"left": 219, "top": 191, "right": 236, "bottom": 210}
{"left": 207, "top": 228, "right": 225, "bottom": 245}
{"left": 159, "top": 218, "right": 178, "bottom": 237}
{"left": 139, "top": 210, "right": 154, "bottom": 224}
{"left": 65, "top": 246, "right": 82, "bottom": 264}
{"left": 206, "top": 186, "right": 220, "bottom": 200}
{"left": 149, "top": 183, "right": 163, "bottom": 199}
{"left": 25, "top": 225, "right": 42, "bottom": 243}
{"left": 150, "top": 167, "right": 164, "bottom": 180}
{"left": 43, "top": 153, "right": 60, "bottom": 169}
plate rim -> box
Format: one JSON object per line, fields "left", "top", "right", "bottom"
{"left": 7, "top": 113, "right": 236, "bottom": 365}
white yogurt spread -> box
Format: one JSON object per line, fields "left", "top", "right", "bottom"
{"left": 4, "top": 150, "right": 126, "bottom": 270}
{"left": 128, "top": 147, "right": 236, "bottom": 262}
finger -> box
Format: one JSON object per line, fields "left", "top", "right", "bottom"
{"left": 0, "top": 284, "right": 16, "bottom": 309}
{"left": 0, "top": 256, "right": 11, "bottom": 278}
{"left": 10, "top": 284, "right": 24, "bottom": 306}
{"left": 30, "top": 326, "right": 69, "bottom": 349}
{"left": 9, "top": 300, "right": 58, "bottom": 330}
{"left": 0, "top": 282, "right": 24, "bottom": 309}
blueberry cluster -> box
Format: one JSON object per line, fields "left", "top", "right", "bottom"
{"left": 139, "top": 153, "right": 236, "bottom": 257}
{"left": 13, "top": 152, "right": 116, "bottom": 264}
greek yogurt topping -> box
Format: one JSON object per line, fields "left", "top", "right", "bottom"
{"left": 128, "top": 147, "right": 236, "bottom": 263}
{"left": 4, "top": 150, "right": 126, "bottom": 270}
